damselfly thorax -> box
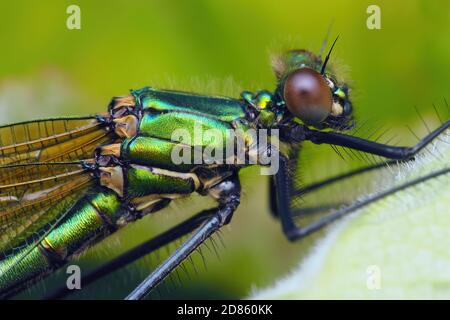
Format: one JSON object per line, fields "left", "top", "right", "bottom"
{"left": 0, "top": 86, "right": 280, "bottom": 297}
{"left": 0, "top": 47, "right": 448, "bottom": 300}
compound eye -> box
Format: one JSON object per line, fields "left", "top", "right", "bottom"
{"left": 283, "top": 68, "right": 333, "bottom": 124}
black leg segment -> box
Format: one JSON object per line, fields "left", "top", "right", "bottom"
{"left": 273, "top": 156, "right": 298, "bottom": 240}
{"left": 274, "top": 156, "right": 449, "bottom": 241}
{"left": 288, "top": 167, "right": 450, "bottom": 239}
{"left": 125, "top": 175, "right": 241, "bottom": 300}
{"left": 292, "top": 159, "right": 402, "bottom": 197}
{"left": 304, "top": 120, "right": 449, "bottom": 159}
{"left": 44, "top": 210, "right": 216, "bottom": 299}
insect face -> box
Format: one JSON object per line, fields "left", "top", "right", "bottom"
{"left": 274, "top": 50, "right": 354, "bottom": 131}
{"left": 321, "top": 74, "right": 354, "bottom": 130}
{"left": 283, "top": 67, "right": 333, "bottom": 125}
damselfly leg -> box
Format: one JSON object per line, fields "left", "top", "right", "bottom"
{"left": 45, "top": 210, "right": 216, "bottom": 299}
{"left": 269, "top": 159, "right": 411, "bottom": 217}
{"left": 126, "top": 175, "right": 241, "bottom": 300}
{"left": 57, "top": 159, "right": 395, "bottom": 299}
{"left": 275, "top": 120, "right": 450, "bottom": 241}
{"left": 304, "top": 120, "right": 449, "bottom": 159}
{"left": 285, "top": 167, "right": 449, "bottom": 240}
{"left": 55, "top": 159, "right": 399, "bottom": 299}
{"left": 292, "top": 159, "right": 403, "bottom": 197}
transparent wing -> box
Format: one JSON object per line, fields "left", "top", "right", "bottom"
{"left": 0, "top": 116, "right": 115, "bottom": 257}
{"left": 0, "top": 117, "right": 110, "bottom": 167}
{"left": 0, "top": 174, "right": 93, "bottom": 255}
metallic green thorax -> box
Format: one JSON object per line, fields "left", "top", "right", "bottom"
{"left": 120, "top": 87, "right": 279, "bottom": 173}
{"left": 1, "top": 46, "right": 357, "bottom": 297}
{"left": 0, "top": 86, "right": 280, "bottom": 296}
{"left": 134, "top": 87, "right": 246, "bottom": 122}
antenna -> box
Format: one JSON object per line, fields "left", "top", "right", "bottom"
{"left": 320, "top": 35, "right": 339, "bottom": 75}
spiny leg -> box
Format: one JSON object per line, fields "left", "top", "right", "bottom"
{"left": 272, "top": 120, "right": 449, "bottom": 221}
{"left": 273, "top": 156, "right": 298, "bottom": 239}
{"left": 44, "top": 210, "right": 215, "bottom": 300}
{"left": 288, "top": 167, "right": 450, "bottom": 239}
{"left": 268, "top": 159, "right": 402, "bottom": 218}
{"left": 268, "top": 175, "right": 279, "bottom": 218}
{"left": 275, "top": 154, "right": 450, "bottom": 241}
{"left": 292, "top": 160, "right": 401, "bottom": 197}
{"left": 125, "top": 175, "right": 241, "bottom": 300}
{"left": 304, "top": 120, "right": 449, "bottom": 159}
{"left": 277, "top": 119, "right": 449, "bottom": 240}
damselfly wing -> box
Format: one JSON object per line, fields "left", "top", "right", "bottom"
{"left": 0, "top": 45, "right": 448, "bottom": 300}
{"left": 0, "top": 117, "right": 116, "bottom": 295}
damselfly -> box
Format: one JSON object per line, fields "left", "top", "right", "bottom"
{"left": 0, "top": 43, "right": 449, "bottom": 300}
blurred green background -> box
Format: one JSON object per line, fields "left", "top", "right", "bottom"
{"left": 0, "top": 0, "right": 449, "bottom": 299}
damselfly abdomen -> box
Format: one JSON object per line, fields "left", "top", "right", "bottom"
{"left": 1, "top": 47, "right": 449, "bottom": 299}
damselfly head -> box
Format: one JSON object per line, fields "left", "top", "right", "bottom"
{"left": 273, "top": 49, "right": 354, "bottom": 131}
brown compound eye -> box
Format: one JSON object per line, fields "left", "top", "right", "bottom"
{"left": 283, "top": 68, "right": 333, "bottom": 125}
